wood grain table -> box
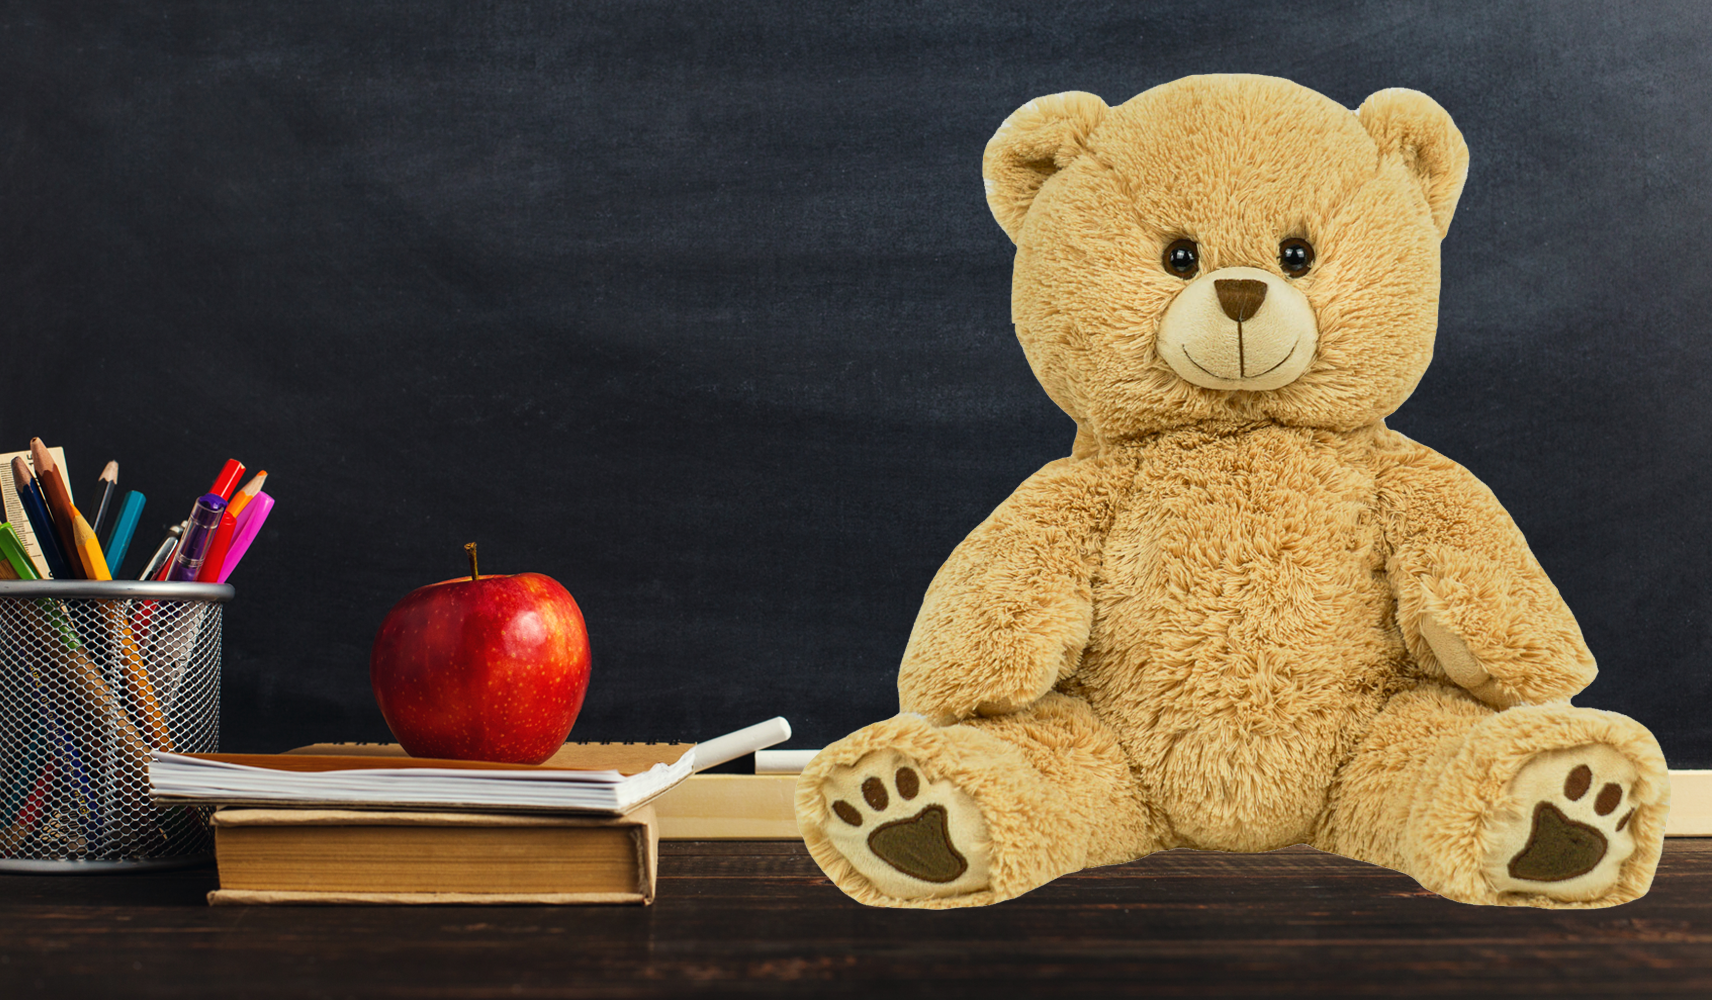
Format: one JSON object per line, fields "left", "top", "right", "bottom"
{"left": 3, "top": 839, "right": 1711, "bottom": 997}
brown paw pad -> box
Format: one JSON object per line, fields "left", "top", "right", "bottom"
{"left": 834, "top": 767, "right": 965, "bottom": 882}
{"left": 1490, "top": 744, "right": 1645, "bottom": 901}
{"left": 1508, "top": 802, "right": 1607, "bottom": 881}
{"left": 820, "top": 752, "right": 989, "bottom": 899}
{"left": 868, "top": 805, "right": 967, "bottom": 883}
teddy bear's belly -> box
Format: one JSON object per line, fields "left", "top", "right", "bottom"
{"left": 1069, "top": 427, "right": 1407, "bottom": 852}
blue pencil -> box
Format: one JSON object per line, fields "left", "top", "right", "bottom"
{"left": 53, "top": 716, "right": 102, "bottom": 853}
{"left": 9, "top": 458, "right": 73, "bottom": 580}
{"left": 101, "top": 491, "right": 145, "bottom": 578}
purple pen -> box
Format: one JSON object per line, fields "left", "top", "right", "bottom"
{"left": 165, "top": 493, "right": 227, "bottom": 582}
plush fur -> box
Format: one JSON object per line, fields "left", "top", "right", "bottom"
{"left": 797, "top": 74, "right": 1668, "bottom": 909}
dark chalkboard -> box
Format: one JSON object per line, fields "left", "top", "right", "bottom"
{"left": 3, "top": 2, "right": 1709, "bottom": 763}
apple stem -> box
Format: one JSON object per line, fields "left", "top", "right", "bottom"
{"left": 465, "top": 542, "right": 479, "bottom": 581}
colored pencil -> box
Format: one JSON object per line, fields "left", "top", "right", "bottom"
{"left": 225, "top": 471, "right": 267, "bottom": 520}
{"left": 54, "top": 610, "right": 148, "bottom": 847}
{"left": 103, "top": 601, "right": 170, "bottom": 751}
{"left": 71, "top": 508, "right": 112, "bottom": 580}
{"left": 0, "top": 446, "right": 271, "bottom": 585}
{"left": 29, "top": 479, "right": 70, "bottom": 575}
{"left": 102, "top": 490, "right": 145, "bottom": 577}
{"left": 90, "top": 461, "right": 118, "bottom": 539}
{"left": 0, "top": 524, "right": 37, "bottom": 581}
{"left": 29, "top": 439, "right": 84, "bottom": 579}
{"left": 208, "top": 459, "right": 245, "bottom": 501}
{"left": 4, "top": 527, "right": 82, "bottom": 647}
{"left": 53, "top": 718, "right": 101, "bottom": 851}
{"left": 10, "top": 458, "right": 73, "bottom": 580}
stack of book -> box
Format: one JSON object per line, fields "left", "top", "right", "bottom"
{"left": 149, "top": 719, "right": 795, "bottom": 905}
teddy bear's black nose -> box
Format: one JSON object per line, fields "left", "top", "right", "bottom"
{"left": 1215, "top": 279, "right": 1267, "bottom": 322}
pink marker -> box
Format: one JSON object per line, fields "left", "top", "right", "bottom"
{"left": 217, "top": 492, "right": 274, "bottom": 583}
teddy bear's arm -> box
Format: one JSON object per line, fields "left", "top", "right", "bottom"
{"left": 896, "top": 453, "right": 1118, "bottom": 723}
{"left": 1372, "top": 430, "right": 1596, "bottom": 706}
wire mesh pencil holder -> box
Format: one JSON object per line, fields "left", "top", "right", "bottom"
{"left": 0, "top": 580, "right": 233, "bottom": 872}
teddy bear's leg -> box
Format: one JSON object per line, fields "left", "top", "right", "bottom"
{"left": 797, "top": 692, "right": 1159, "bottom": 909}
{"left": 1317, "top": 683, "right": 1668, "bottom": 907}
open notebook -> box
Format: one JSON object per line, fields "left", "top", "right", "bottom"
{"left": 149, "top": 718, "right": 789, "bottom": 816}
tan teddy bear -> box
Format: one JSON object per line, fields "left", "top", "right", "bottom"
{"left": 796, "top": 73, "right": 1669, "bottom": 909}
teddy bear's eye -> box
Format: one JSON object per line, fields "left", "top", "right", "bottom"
{"left": 1279, "top": 238, "right": 1315, "bottom": 278}
{"left": 1163, "top": 238, "right": 1199, "bottom": 279}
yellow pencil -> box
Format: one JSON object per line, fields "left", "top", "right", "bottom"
{"left": 226, "top": 470, "right": 268, "bottom": 520}
{"left": 71, "top": 508, "right": 112, "bottom": 580}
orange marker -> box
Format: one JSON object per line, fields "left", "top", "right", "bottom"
{"left": 226, "top": 471, "right": 268, "bottom": 520}
{"left": 29, "top": 439, "right": 84, "bottom": 580}
{"left": 209, "top": 459, "right": 246, "bottom": 501}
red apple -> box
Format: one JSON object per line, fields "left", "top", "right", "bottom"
{"left": 370, "top": 544, "right": 591, "bottom": 765}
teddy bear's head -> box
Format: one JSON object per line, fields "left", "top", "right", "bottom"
{"left": 983, "top": 74, "right": 1468, "bottom": 441}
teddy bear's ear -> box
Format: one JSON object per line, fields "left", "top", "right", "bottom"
{"left": 1358, "top": 89, "right": 1470, "bottom": 239}
{"left": 983, "top": 92, "right": 1109, "bottom": 242}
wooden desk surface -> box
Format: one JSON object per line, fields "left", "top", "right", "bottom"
{"left": 3, "top": 840, "right": 1711, "bottom": 997}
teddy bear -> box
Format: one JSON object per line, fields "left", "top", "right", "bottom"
{"left": 795, "top": 73, "right": 1669, "bottom": 909}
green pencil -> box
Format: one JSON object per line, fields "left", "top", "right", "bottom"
{"left": 0, "top": 523, "right": 42, "bottom": 580}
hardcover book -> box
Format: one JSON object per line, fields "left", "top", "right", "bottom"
{"left": 206, "top": 806, "right": 658, "bottom": 905}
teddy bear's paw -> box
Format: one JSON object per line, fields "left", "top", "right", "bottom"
{"left": 1484, "top": 744, "right": 1644, "bottom": 902}
{"left": 818, "top": 750, "right": 991, "bottom": 900}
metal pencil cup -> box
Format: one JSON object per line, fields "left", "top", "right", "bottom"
{"left": 0, "top": 580, "right": 233, "bottom": 872}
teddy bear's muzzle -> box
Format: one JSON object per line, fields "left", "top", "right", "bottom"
{"left": 1155, "top": 265, "right": 1319, "bottom": 391}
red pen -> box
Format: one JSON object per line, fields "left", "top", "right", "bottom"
{"left": 196, "top": 509, "right": 239, "bottom": 583}
{"left": 209, "top": 459, "right": 246, "bottom": 501}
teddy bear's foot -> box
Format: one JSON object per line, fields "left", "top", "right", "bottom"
{"left": 1484, "top": 744, "right": 1643, "bottom": 902}
{"left": 817, "top": 749, "right": 992, "bottom": 900}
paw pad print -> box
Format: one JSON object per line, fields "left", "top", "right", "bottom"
{"left": 818, "top": 749, "right": 990, "bottom": 899}
{"left": 1488, "top": 744, "right": 1644, "bottom": 901}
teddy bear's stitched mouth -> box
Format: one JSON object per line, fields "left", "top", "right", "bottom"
{"left": 1181, "top": 336, "right": 1302, "bottom": 384}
